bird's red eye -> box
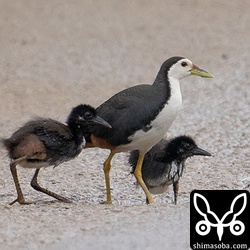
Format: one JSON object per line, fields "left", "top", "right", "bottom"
{"left": 181, "top": 62, "right": 188, "bottom": 67}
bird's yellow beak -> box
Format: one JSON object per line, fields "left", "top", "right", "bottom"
{"left": 191, "top": 65, "right": 214, "bottom": 78}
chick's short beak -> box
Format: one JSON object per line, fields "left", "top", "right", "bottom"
{"left": 92, "top": 115, "right": 112, "bottom": 128}
{"left": 191, "top": 65, "right": 214, "bottom": 78}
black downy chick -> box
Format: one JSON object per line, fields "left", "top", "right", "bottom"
{"left": 129, "top": 135, "right": 211, "bottom": 204}
{"left": 1, "top": 104, "right": 111, "bottom": 205}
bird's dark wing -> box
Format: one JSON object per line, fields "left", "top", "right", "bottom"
{"left": 129, "top": 149, "right": 170, "bottom": 187}
{"left": 147, "top": 139, "right": 170, "bottom": 162}
{"left": 4, "top": 119, "right": 43, "bottom": 146}
{"left": 32, "top": 119, "right": 82, "bottom": 165}
{"left": 129, "top": 139, "right": 169, "bottom": 173}
{"left": 129, "top": 147, "right": 167, "bottom": 174}
{"left": 93, "top": 84, "right": 168, "bottom": 146}
{"left": 34, "top": 119, "right": 73, "bottom": 139}
{"left": 2, "top": 119, "right": 74, "bottom": 161}
{"left": 32, "top": 119, "right": 75, "bottom": 154}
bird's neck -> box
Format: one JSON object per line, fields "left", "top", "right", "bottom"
{"left": 163, "top": 152, "right": 177, "bottom": 163}
{"left": 68, "top": 123, "right": 85, "bottom": 146}
{"left": 152, "top": 72, "right": 181, "bottom": 103}
{"left": 153, "top": 70, "right": 170, "bottom": 91}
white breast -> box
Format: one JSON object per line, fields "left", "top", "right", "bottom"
{"left": 117, "top": 78, "right": 182, "bottom": 153}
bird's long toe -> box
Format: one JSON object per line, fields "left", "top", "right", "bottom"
{"left": 9, "top": 197, "right": 34, "bottom": 205}
{"left": 58, "top": 196, "right": 72, "bottom": 203}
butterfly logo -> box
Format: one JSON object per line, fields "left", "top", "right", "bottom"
{"left": 193, "top": 193, "right": 247, "bottom": 241}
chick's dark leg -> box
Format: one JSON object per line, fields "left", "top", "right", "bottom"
{"left": 30, "top": 169, "right": 71, "bottom": 203}
{"left": 103, "top": 151, "right": 115, "bottom": 204}
{"left": 9, "top": 156, "right": 32, "bottom": 205}
{"left": 133, "top": 152, "right": 155, "bottom": 204}
{"left": 173, "top": 180, "right": 179, "bottom": 205}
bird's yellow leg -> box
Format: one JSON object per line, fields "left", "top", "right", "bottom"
{"left": 133, "top": 153, "right": 155, "bottom": 204}
{"left": 103, "top": 151, "right": 116, "bottom": 204}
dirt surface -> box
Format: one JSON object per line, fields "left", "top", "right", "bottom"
{"left": 0, "top": 1, "right": 249, "bottom": 249}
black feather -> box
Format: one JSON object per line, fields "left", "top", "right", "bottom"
{"left": 129, "top": 135, "right": 211, "bottom": 203}
{"left": 91, "top": 57, "right": 185, "bottom": 146}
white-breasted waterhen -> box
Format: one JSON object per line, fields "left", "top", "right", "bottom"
{"left": 1, "top": 104, "right": 111, "bottom": 205}
{"left": 86, "top": 56, "right": 214, "bottom": 204}
{"left": 129, "top": 135, "right": 211, "bottom": 204}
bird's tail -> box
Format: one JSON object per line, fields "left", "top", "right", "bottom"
{"left": 0, "top": 138, "right": 12, "bottom": 151}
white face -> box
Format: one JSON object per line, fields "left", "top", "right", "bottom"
{"left": 168, "top": 58, "right": 193, "bottom": 80}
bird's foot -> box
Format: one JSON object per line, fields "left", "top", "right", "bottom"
{"left": 57, "top": 197, "right": 72, "bottom": 203}
{"left": 9, "top": 194, "right": 72, "bottom": 205}
{"left": 9, "top": 198, "right": 34, "bottom": 205}
{"left": 145, "top": 193, "right": 156, "bottom": 204}
{"left": 100, "top": 200, "right": 112, "bottom": 205}
{"left": 146, "top": 198, "right": 156, "bottom": 205}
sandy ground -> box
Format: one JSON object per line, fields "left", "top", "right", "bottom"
{"left": 0, "top": 1, "right": 249, "bottom": 249}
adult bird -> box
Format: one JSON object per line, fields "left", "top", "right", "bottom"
{"left": 129, "top": 135, "right": 211, "bottom": 204}
{"left": 1, "top": 104, "right": 111, "bottom": 205}
{"left": 86, "top": 56, "right": 214, "bottom": 204}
